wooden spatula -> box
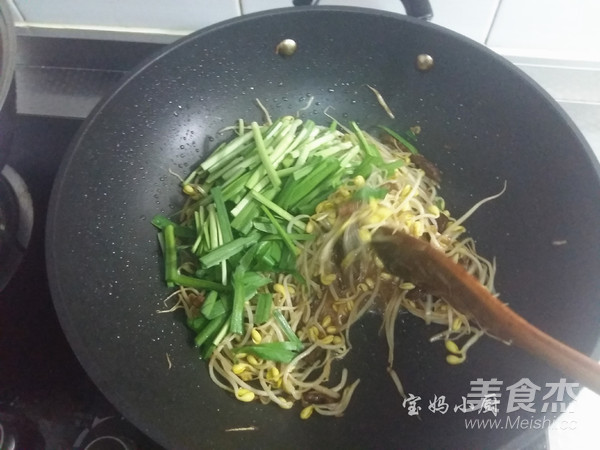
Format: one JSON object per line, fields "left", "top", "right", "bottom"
{"left": 371, "top": 227, "right": 600, "bottom": 395}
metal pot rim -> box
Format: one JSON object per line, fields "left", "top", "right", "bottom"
{"left": 0, "top": 0, "right": 16, "bottom": 110}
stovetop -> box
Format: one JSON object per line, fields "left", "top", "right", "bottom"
{"left": 0, "top": 115, "right": 164, "bottom": 450}
{"left": 2, "top": 34, "right": 597, "bottom": 450}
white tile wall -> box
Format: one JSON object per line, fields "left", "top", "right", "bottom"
{"left": 5, "top": 0, "right": 24, "bottom": 22}
{"left": 428, "top": 0, "right": 500, "bottom": 43}
{"left": 10, "top": 0, "right": 502, "bottom": 44}
{"left": 9, "top": 0, "right": 600, "bottom": 59}
{"left": 13, "top": 0, "right": 240, "bottom": 33}
{"left": 241, "top": 0, "right": 403, "bottom": 15}
{"left": 487, "top": 0, "right": 600, "bottom": 62}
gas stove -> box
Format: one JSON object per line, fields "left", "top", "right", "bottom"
{"left": 0, "top": 115, "right": 165, "bottom": 450}
{"left": 0, "top": 34, "right": 172, "bottom": 448}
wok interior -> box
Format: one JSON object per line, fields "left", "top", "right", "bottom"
{"left": 47, "top": 8, "right": 600, "bottom": 449}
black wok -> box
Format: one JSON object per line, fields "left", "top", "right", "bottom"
{"left": 47, "top": 6, "right": 600, "bottom": 449}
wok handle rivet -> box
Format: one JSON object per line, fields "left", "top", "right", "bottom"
{"left": 416, "top": 54, "right": 434, "bottom": 72}
{"left": 276, "top": 39, "right": 298, "bottom": 57}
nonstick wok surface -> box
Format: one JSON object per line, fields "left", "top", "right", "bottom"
{"left": 47, "top": 7, "right": 600, "bottom": 449}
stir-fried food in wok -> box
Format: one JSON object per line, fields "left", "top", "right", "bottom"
{"left": 153, "top": 115, "right": 500, "bottom": 418}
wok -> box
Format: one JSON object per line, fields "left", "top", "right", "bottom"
{"left": 47, "top": 6, "right": 600, "bottom": 449}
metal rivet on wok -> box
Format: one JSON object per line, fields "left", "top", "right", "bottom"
{"left": 275, "top": 39, "right": 297, "bottom": 57}
{"left": 416, "top": 54, "right": 434, "bottom": 71}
